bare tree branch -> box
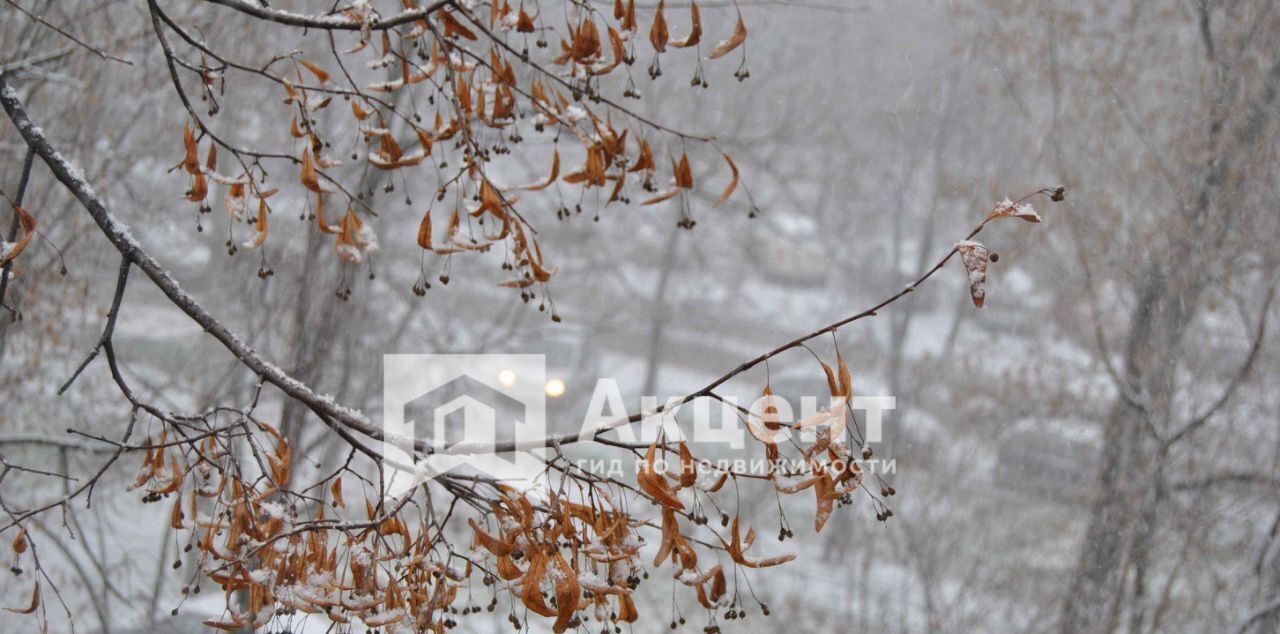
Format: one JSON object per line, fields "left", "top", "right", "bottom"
{"left": 1165, "top": 284, "right": 1275, "bottom": 448}
{"left": 56, "top": 257, "right": 130, "bottom": 394}
{"left": 200, "top": 0, "right": 455, "bottom": 31}
{"left": 0, "top": 74, "right": 386, "bottom": 446}
{"left": 0, "top": 144, "right": 35, "bottom": 311}
{"left": 2, "top": 0, "right": 134, "bottom": 66}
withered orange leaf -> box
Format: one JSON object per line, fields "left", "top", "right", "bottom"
{"left": 618, "top": 593, "right": 639, "bottom": 622}
{"left": 678, "top": 442, "right": 696, "bottom": 488}
{"left": 551, "top": 554, "right": 580, "bottom": 633}
{"left": 746, "top": 384, "right": 779, "bottom": 444}
{"left": 653, "top": 506, "right": 678, "bottom": 566}
{"left": 5, "top": 580, "right": 39, "bottom": 614}
{"left": 182, "top": 121, "right": 199, "bottom": 174}
{"left": 300, "top": 149, "right": 323, "bottom": 193}
{"left": 298, "top": 59, "right": 331, "bottom": 84}
{"left": 629, "top": 138, "right": 656, "bottom": 174}
{"left": 202, "top": 616, "right": 248, "bottom": 631}
{"left": 170, "top": 494, "right": 185, "bottom": 529}
{"left": 670, "top": 2, "right": 701, "bottom": 48}
{"left": 704, "top": 470, "right": 728, "bottom": 492}
{"left": 711, "top": 567, "right": 727, "bottom": 603}
{"left": 351, "top": 100, "right": 370, "bottom": 121}
{"left": 641, "top": 187, "right": 680, "bottom": 206}
{"left": 499, "top": 276, "right": 536, "bottom": 288}
{"left": 528, "top": 251, "right": 558, "bottom": 282}
{"left": 474, "top": 180, "right": 507, "bottom": 217}
{"left": 675, "top": 153, "right": 693, "bottom": 188}
{"left": 814, "top": 473, "right": 835, "bottom": 532}
{"left": 186, "top": 172, "right": 208, "bottom": 202}
{"left": 526, "top": 149, "right": 560, "bottom": 190}
{"left": 330, "top": 477, "right": 345, "bottom": 509}
{"left": 469, "top": 518, "right": 517, "bottom": 556}
{"left": 10, "top": 528, "right": 26, "bottom": 554}
{"left": 621, "top": 0, "right": 637, "bottom": 32}
{"left": 955, "top": 240, "right": 990, "bottom": 308}
{"left": 585, "top": 146, "right": 607, "bottom": 186}
{"left": 440, "top": 10, "right": 478, "bottom": 40}
{"left": 649, "top": 0, "right": 669, "bottom": 52}
{"left": 725, "top": 515, "right": 795, "bottom": 568}
{"left": 551, "top": 39, "right": 575, "bottom": 66}
{"left": 414, "top": 127, "right": 434, "bottom": 155}
{"left": 516, "top": 4, "right": 536, "bottom": 32}
{"left": 520, "top": 554, "right": 557, "bottom": 617}
{"left": 714, "top": 152, "right": 738, "bottom": 206}
{"left": 243, "top": 198, "right": 269, "bottom": 249}
{"left": 821, "top": 360, "right": 840, "bottom": 397}
{"left": 708, "top": 10, "right": 747, "bottom": 59}
{"left": 985, "top": 198, "right": 1042, "bottom": 223}
{"left": 416, "top": 208, "right": 433, "bottom": 250}
{"left": 592, "top": 26, "right": 627, "bottom": 75}
{"left": 281, "top": 77, "right": 299, "bottom": 104}
{"left": 487, "top": 0, "right": 503, "bottom": 30}
{"left": 315, "top": 193, "right": 338, "bottom": 234}
{"left": 0, "top": 206, "right": 36, "bottom": 265}
{"left": 607, "top": 170, "right": 626, "bottom": 204}
{"left": 456, "top": 73, "right": 472, "bottom": 115}
{"left": 638, "top": 437, "right": 685, "bottom": 510}
{"left": 496, "top": 555, "right": 523, "bottom": 580}
{"left": 570, "top": 18, "right": 603, "bottom": 63}
{"left": 309, "top": 95, "right": 332, "bottom": 111}
{"left": 837, "top": 350, "right": 852, "bottom": 398}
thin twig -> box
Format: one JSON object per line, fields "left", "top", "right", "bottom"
{"left": 0, "top": 144, "right": 35, "bottom": 310}
{"left": 57, "top": 257, "right": 130, "bottom": 394}
{"left": 2, "top": 0, "right": 134, "bottom": 65}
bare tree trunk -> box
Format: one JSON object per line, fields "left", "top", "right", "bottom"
{"left": 1062, "top": 38, "right": 1280, "bottom": 631}
{"left": 1248, "top": 488, "right": 1280, "bottom": 633}
{"left": 641, "top": 221, "right": 683, "bottom": 397}
{"left": 1062, "top": 260, "right": 1197, "bottom": 631}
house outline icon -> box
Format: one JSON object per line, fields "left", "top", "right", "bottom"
{"left": 404, "top": 375, "right": 525, "bottom": 454}
{"left": 382, "top": 354, "right": 547, "bottom": 497}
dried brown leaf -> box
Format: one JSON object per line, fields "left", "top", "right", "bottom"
{"left": 956, "top": 240, "right": 990, "bottom": 308}
{"left": 708, "top": 10, "right": 746, "bottom": 59}
{"left": 713, "top": 152, "right": 738, "bottom": 207}
{"left": 670, "top": 2, "right": 701, "bottom": 48}
{"left": 5, "top": 580, "right": 39, "bottom": 614}
{"left": 649, "top": 0, "right": 669, "bottom": 52}
{"left": 0, "top": 206, "right": 36, "bottom": 265}
{"left": 298, "top": 59, "right": 332, "bottom": 84}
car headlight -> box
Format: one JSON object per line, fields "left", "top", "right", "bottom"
{"left": 545, "top": 378, "right": 566, "bottom": 398}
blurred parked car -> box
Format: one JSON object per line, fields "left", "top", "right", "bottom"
{"left": 996, "top": 418, "right": 1101, "bottom": 502}
{"left": 750, "top": 213, "right": 831, "bottom": 286}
